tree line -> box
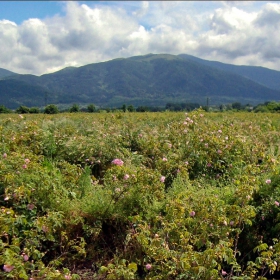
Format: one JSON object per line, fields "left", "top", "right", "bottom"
{"left": 1, "top": 101, "right": 280, "bottom": 114}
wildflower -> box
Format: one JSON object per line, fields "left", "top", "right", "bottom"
{"left": 221, "top": 269, "right": 227, "bottom": 276}
{"left": 22, "top": 253, "right": 29, "bottom": 261}
{"left": 22, "top": 164, "right": 27, "bottom": 169}
{"left": 24, "top": 158, "right": 30, "bottom": 164}
{"left": 27, "top": 203, "right": 35, "bottom": 210}
{"left": 217, "top": 150, "right": 222, "bottom": 154}
{"left": 230, "top": 221, "right": 234, "bottom": 226}
{"left": 111, "top": 158, "right": 124, "bottom": 166}
{"left": 160, "top": 176, "right": 165, "bottom": 183}
{"left": 218, "top": 130, "right": 222, "bottom": 133}
{"left": 275, "top": 201, "right": 279, "bottom": 207}
{"left": 3, "top": 264, "right": 14, "bottom": 272}
{"left": 145, "top": 264, "right": 152, "bottom": 270}
{"left": 123, "top": 174, "right": 130, "bottom": 180}
{"left": 115, "top": 188, "right": 121, "bottom": 193}
{"left": 185, "top": 161, "right": 189, "bottom": 165}
{"left": 190, "top": 211, "right": 195, "bottom": 217}
{"left": 64, "top": 274, "right": 71, "bottom": 279}
{"left": 162, "top": 157, "right": 167, "bottom": 161}
{"left": 3, "top": 153, "right": 7, "bottom": 158}
{"left": 223, "top": 221, "right": 227, "bottom": 226}
{"left": 266, "top": 179, "right": 271, "bottom": 184}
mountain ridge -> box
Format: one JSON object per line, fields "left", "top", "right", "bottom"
{"left": 1, "top": 53, "right": 280, "bottom": 109}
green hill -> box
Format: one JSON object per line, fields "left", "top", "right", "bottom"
{"left": 0, "top": 68, "right": 17, "bottom": 79}
{"left": 179, "top": 54, "right": 280, "bottom": 91}
{"left": 1, "top": 54, "right": 280, "bottom": 109}
{"left": 0, "top": 79, "right": 54, "bottom": 108}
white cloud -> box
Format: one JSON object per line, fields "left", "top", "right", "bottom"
{"left": 0, "top": 1, "right": 280, "bottom": 75}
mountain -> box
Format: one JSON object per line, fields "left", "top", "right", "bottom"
{"left": 0, "top": 79, "right": 54, "bottom": 109}
{"left": 1, "top": 53, "right": 280, "bottom": 109}
{"left": 178, "top": 54, "right": 280, "bottom": 91}
{"left": 0, "top": 68, "right": 17, "bottom": 79}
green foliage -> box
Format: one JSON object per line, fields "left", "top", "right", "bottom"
{"left": 127, "top": 105, "right": 135, "bottom": 112}
{"left": 16, "top": 105, "right": 30, "bottom": 114}
{"left": 69, "top": 103, "right": 80, "bottom": 113}
{"left": 87, "top": 103, "right": 96, "bottom": 112}
{"left": 29, "top": 107, "right": 40, "bottom": 114}
{"left": 0, "top": 105, "right": 11, "bottom": 113}
{"left": 1, "top": 111, "right": 280, "bottom": 279}
{"left": 44, "top": 104, "right": 59, "bottom": 114}
{"left": 254, "top": 101, "right": 280, "bottom": 113}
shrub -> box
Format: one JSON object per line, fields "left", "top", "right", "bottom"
{"left": 16, "top": 105, "right": 29, "bottom": 114}
{"left": 44, "top": 104, "right": 59, "bottom": 114}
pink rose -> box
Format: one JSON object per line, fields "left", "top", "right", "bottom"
{"left": 190, "top": 211, "right": 195, "bottom": 217}
{"left": 111, "top": 158, "right": 124, "bottom": 166}
{"left": 145, "top": 264, "right": 152, "bottom": 270}
{"left": 160, "top": 176, "right": 165, "bottom": 183}
{"left": 3, "top": 264, "right": 14, "bottom": 272}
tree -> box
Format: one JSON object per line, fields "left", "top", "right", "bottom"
{"left": 44, "top": 104, "right": 59, "bottom": 114}
{"left": 122, "top": 104, "right": 127, "bottom": 112}
{"left": 69, "top": 104, "right": 80, "bottom": 113}
{"left": 87, "top": 104, "right": 96, "bottom": 112}
{"left": 16, "top": 105, "right": 29, "bottom": 114}
{"left": 127, "top": 105, "right": 135, "bottom": 112}
{"left": 136, "top": 106, "right": 150, "bottom": 112}
{"left": 232, "top": 102, "right": 242, "bottom": 110}
{"left": 0, "top": 105, "right": 11, "bottom": 113}
{"left": 29, "top": 107, "right": 40, "bottom": 114}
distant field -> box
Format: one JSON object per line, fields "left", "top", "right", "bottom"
{"left": 1, "top": 111, "right": 280, "bottom": 279}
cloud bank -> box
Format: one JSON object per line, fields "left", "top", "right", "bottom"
{"left": 1, "top": 1, "right": 280, "bottom": 75}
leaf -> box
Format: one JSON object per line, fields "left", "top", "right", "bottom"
{"left": 128, "top": 262, "right": 138, "bottom": 272}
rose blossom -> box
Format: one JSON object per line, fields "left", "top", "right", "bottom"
{"left": 145, "top": 264, "right": 152, "bottom": 270}
{"left": 190, "top": 211, "right": 195, "bottom": 217}
{"left": 111, "top": 158, "right": 124, "bottom": 166}
{"left": 266, "top": 179, "right": 271, "bottom": 184}
{"left": 3, "top": 264, "right": 14, "bottom": 272}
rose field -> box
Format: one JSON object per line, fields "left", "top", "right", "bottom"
{"left": 1, "top": 110, "right": 280, "bottom": 279}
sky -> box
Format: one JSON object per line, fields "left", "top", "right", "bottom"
{"left": 0, "top": 1, "right": 280, "bottom": 75}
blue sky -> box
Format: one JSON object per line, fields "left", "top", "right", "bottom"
{"left": 0, "top": 1, "right": 280, "bottom": 75}
{"left": 0, "top": 2, "right": 64, "bottom": 24}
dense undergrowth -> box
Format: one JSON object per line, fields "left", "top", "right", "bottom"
{"left": 1, "top": 110, "right": 280, "bottom": 279}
